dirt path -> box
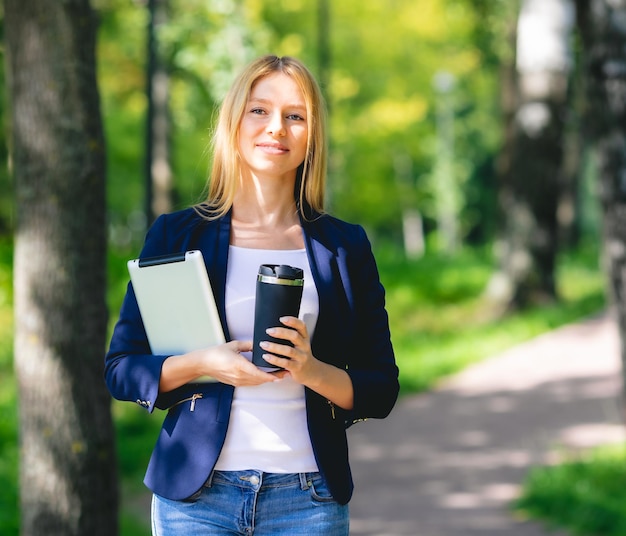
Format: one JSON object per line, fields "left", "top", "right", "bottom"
{"left": 348, "top": 312, "right": 623, "bottom": 535}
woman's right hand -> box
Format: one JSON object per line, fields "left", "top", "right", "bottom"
{"left": 197, "top": 340, "right": 284, "bottom": 387}
{"left": 159, "top": 340, "right": 282, "bottom": 392}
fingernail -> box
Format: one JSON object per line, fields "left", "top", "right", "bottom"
{"left": 260, "top": 341, "right": 269, "bottom": 349}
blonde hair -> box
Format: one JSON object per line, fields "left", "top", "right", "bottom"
{"left": 197, "top": 55, "right": 328, "bottom": 220}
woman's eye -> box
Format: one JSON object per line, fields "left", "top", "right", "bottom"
{"left": 250, "top": 108, "right": 265, "bottom": 115}
{"left": 288, "top": 114, "right": 304, "bottom": 121}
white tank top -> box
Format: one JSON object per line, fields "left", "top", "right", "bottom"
{"left": 214, "top": 245, "right": 319, "bottom": 472}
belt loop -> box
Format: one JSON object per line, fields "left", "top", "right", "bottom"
{"left": 299, "top": 472, "right": 310, "bottom": 490}
{"left": 205, "top": 470, "right": 215, "bottom": 488}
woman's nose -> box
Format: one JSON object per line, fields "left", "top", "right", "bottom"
{"left": 266, "top": 113, "right": 286, "bottom": 136}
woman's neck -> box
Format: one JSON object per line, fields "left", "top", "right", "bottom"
{"left": 230, "top": 185, "right": 303, "bottom": 250}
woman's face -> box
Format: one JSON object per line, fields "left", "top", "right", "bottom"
{"left": 238, "top": 72, "right": 309, "bottom": 183}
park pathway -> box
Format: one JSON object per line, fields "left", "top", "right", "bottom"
{"left": 348, "top": 311, "right": 623, "bottom": 536}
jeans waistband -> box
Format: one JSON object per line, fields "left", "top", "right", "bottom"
{"left": 207, "top": 470, "right": 319, "bottom": 492}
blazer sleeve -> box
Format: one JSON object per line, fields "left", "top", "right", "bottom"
{"left": 343, "top": 225, "right": 399, "bottom": 424}
{"left": 104, "top": 214, "right": 178, "bottom": 413}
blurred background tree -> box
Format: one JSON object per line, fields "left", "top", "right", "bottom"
{"left": 487, "top": 0, "right": 577, "bottom": 310}
{"left": 144, "top": 0, "right": 174, "bottom": 224}
{"left": 575, "top": 0, "right": 626, "bottom": 414}
{"left": 4, "top": 0, "right": 117, "bottom": 534}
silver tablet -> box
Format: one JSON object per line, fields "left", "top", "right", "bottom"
{"left": 128, "top": 250, "right": 225, "bottom": 381}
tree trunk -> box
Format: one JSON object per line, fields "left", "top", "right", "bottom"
{"left": 558, "top": 50, "right": 585, "bottom": 248}
{"left": 433, "top": 71, "right": 459, "bottom": 255}
{"left": 4, "top": 1, "right": 118, "bottom": 534}
{"left": 491, "top": 0, "right": 575, "bottom": 308}
{"left": 394, "top": 153, "right": 425, "bottom": 259}
{"left": 575, "top": 0, "right": 626, "bottom": 409}
{"left": 145, "top": 0, "right": 173, "bottom": 224}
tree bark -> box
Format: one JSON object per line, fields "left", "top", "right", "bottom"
{"left": 145, "top": 0, "right": 173, "bottom": 224}
{"left": 491, "top": 0, "right": 575, "bottom": 309}
{"left": 575, "top": 0, "right": 626, "bottom": 408}
{"left": 4, "top": 1, "right": 118, "bottom": 534}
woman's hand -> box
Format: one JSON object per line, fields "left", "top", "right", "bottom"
{"left": 199, "top": 340, "right": 283, "bottom": 387}
{"left": 260, "top": 317, "right": 354, "bottom": 410}
{"left": 160, "top": 340, "right": 280, "bottom": 392}
{"left": 260, "top": 317, "right": 319, "bottom": 384}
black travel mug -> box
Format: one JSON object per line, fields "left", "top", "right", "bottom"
{"left": 252, "top": 264, "right": 304, "bottom": 370}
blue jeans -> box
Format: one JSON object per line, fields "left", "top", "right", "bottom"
{"left": 151, "top": 470, "right": 349, "bottom": 535}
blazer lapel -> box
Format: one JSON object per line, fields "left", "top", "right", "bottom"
{"left": 302, "top": 217, "right": 347, "bottom": 362}
{"left": 189, "top": 210, "right": 232, "bottom": 341}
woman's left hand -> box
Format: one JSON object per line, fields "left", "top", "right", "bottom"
{"left": 259, "top": 316, "right": 320, "bottom": 385}
{"left": 260, "top": 316, "right": 355, "bottom": 411}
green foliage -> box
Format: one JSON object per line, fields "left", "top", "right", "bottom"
{"left": 376, "top": 242, "right": 606, "bottom": 393}
{"left": 0, "top": 0, "right": 598, "bottom": 251}
{"left": 88, "top": 0, "right": 508, "bottom": 247}
{"left": 0, "top": 240, "right": 17, "bottom": 534}
{"left": 113, "top": 403, "right": 160, "bottom": 536}
{"left": 515, "top": 445, "right": 626, "bottom": 536}
{"left": 317, "top": 0, "right": 502, "bottom": 236}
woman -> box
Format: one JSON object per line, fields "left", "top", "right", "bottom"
{"left": 105, "top": 55, "right": 399, "bottom": 535}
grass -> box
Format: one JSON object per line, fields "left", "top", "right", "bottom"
{"left": 0, "top": 239, "right": 609, "bottom": 534}
{"left": 515, "top": 444, "right": 626, "bottom": 535}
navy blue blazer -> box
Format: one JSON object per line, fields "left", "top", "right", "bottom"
{"left": 105, "top": 206, "right": 399, "bottom": 505}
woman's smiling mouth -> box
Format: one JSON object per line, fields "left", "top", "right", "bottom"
{"left": 257, "top": 142, "right": 289, "bottom": 154}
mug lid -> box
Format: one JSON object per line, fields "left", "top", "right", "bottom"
{"left": 258, "top": 264, "right": 304, "bottom": 280}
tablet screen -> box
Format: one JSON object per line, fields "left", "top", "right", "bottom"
{"left": 128, "top": 250, "right": 226, "bottom": 369}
